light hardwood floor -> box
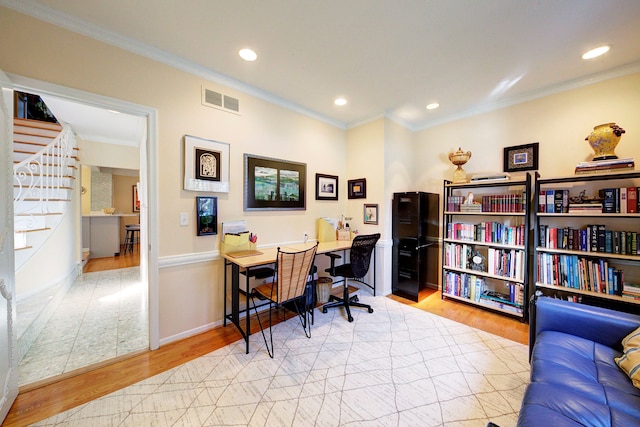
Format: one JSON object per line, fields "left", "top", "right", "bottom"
{"left": 4, "top": 259, "right": 529, "bottom": 427}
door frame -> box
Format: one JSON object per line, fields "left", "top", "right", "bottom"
{"left": 8, "top": 74, "right": 160, "bottom": 350}
{"left": 0, "top": 68, "right": 18, "bottom": 424}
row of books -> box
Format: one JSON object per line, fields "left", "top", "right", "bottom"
{"left": 623, "top": 283, "right": 640, "bottom": 300}
{"left": 487, "top": 247, "right": 525, "bottom": 280}
{"left": 443, "top": 272, "right": 524, "bottom": 312}
{"left": 536, "top": 252, "right": 625, "bottom": 295}
{"left": 447, "top": 192, "right": 525, "bottom": 213}
{"left": 443, "top": 243, "right": 524, "bottom": 280}
{"left": 443, "top": 242, "right": 473, "bottom": 270}
{"left": 446, "top": 222, "right": 526, "bottom": 246}
{"left": 538, "top": 224, "right": 639, "bottom": 255}
{"left": 599, "top": 187, "right": 639, "bottom": 213}
{"left": 538, "top": 187, "right": 640, "bottom": 214}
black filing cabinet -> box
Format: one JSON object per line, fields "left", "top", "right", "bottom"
{"left": 392, "top": 191, "right": 440, "bottom": 301}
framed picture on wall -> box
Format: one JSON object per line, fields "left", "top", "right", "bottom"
{"left": 244, "top": 154, "right": 306, "bottom": 210}
{"left": 132, "top": 185, "right": 140, "bottom": 212}
{"left": 183, "top": 135, "right": 230, "bottom": 192}
{"left": 348, "top": 178, "right": 366, "bottom": 199}
{"left": 503, "top": 142, "right": 539, "bottom": 172}
{"left": 315, "top": 173, "right": 338, "bottom": 200}
{"left": 364, "top": 203, "right": 378, "bottom": 224}
{"left": 196, "top": 196, "right": 217, "bottom": 236}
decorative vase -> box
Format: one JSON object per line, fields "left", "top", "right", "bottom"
{"left": 585, "top": 123, "right": 625, "bottom": 161}
{"left": 448, "top": 147, "right": 472, "bottom": 184}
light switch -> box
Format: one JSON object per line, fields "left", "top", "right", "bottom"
{"left": 179, "top": 213, "right": 189, "bottom": 226}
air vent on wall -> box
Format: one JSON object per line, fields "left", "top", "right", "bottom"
{"left": 202, "top": 86, "right": 240, "bottom": 115}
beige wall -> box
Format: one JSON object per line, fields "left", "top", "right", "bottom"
{"left": 413, "top": 73, "right": 640, "bottom": 194}
{"left": 113, "top": 174, "right": 140, "bottom": 241}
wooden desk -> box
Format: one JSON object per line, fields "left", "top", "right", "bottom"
{"left": 222, "top": 240, "right": 354, "bottom": 354}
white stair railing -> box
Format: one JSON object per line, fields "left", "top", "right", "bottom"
{"left": 13, "top": 124, "right": 77, "bottom": 216}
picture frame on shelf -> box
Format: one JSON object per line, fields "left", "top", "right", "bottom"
{"left": 348, "top": 178, "right": 366, "bottom": 199}
{"left": 132, "top": 185, "right": 140, "bottom": 212}
{"left": 196, "top": 196, "right": 217, "bottom": 236}
{"left": 363, "top": 203, "right": 378, "bottom": 224}
{"left": 183, "top": 135, "right": 230, "bottom": 193}
{"left": 315, "top": 173, "right": 338, "bottom": 200}
{"left": 244, "top": 154, "right": 306, "bottom": 211}
{"left": 503, "top": 142, "right": 539, "bottom": 172}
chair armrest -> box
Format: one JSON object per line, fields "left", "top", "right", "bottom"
{"left": 324, "top": 253, "right": 342, "bottom": 276}
{"left": 533, "top": 296, "right": 640, "bottom": 351}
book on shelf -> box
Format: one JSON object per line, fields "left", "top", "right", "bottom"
{"left": 568, "top": 203, "right": 603, "bottom": 213}
{"left": 460, "top": 203, "right": 482, "bottom": 212}
{"left": 575, "top": 158, "right": 634, "bottom": 173}
{"left": 575, "top": 157, "right": 635, "bottom": 168}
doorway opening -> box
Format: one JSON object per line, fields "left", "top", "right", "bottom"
{"left": 10, "top": 75, "right": 158, "bottom": 388}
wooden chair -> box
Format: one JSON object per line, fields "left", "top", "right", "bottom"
{"left": 250, "top": 243, "right": 318, "bottom": 358}
{"left": 323, "top": 233, "right": 380, "bottom": 322}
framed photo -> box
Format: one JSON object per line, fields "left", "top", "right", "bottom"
{"left": 244, "top": 154, "right": 306, "bottom": 211}
{"left": 364, "top": 204, "right": 378, "bottom": 224}
{"left": 315, "top": 173, "right": 338, "bottom": 200}
{"left": 196, "top": 196, "right": 217, "bottom": 236}
{"left": 184, "top": 135, "right": 230, "bottom": 192}
{"left": 503, "top": 142, "right": 539, "bottom": 172}
{"left": 132, "top": 185, "right": 140, "bottom": 212}
{"left": 348, "top": 178, "right": 366, "bottom": 199}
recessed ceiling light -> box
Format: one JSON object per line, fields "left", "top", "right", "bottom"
{"left": 582, "top": 44, "right": 611, "bottom": 60}
{"left": 426, "top": 103, "right": 440, "bottom": 110}
{"left": 239, "top": 48, "right": 257, "bottom": 61}
{"left": 334, "top": 97, "right": 347, "bottom": 106}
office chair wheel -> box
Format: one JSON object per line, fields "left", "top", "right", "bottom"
{"left": 368, "top": 308, "right": 374, "bottom": 313}
{"left": 348, "top": 316, "right": 354, "bottom": 322}
{"left": 322, "top": 307, "right": 328, "bottom": 314}
{"left": 353, "top": 296, "right": 359, "bottom": 302}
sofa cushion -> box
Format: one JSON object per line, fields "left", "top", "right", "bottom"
{"left": 521, "top": 330, "right": 640, "bottom": 425}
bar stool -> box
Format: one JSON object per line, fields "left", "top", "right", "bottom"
{"left": 124, "top": 224, "right": 140, "bottom": 254}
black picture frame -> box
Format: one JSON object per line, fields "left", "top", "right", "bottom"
{"left": 244, "top": 154, "right": 306, "bottom": 211}
{"left": 196, "top": 196, "right": 217, "bottom": 236}
{"left": 364, "top": 203, "right": 378, "bottom": 224}
{"left": 348, "top": 178, "right": 366, "bottom": 199}
{"left": 503, "top": 142, "right": 539, "bottom": 172}
{"left": 315, "top": 173, "right": 338, "bottom": 201}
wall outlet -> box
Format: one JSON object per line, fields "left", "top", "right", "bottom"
{"left": 303, "top": 232, "right": 308, "bottom": 242}
{"left": 179, "top": 212, "right": 189, "bottom": 226}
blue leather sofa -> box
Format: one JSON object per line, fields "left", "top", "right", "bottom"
{"left": 517, "top": 296, "right": 640, "bottom": 426}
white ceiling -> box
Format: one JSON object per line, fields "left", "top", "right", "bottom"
{"left": 5, "top": 0, "right": 640, "bottom": 131}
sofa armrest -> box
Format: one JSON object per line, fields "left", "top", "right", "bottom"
{"left": 532, "top": 296, "right": 640, "bottom": 351}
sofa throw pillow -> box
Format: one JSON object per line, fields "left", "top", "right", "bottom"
{"left": 622, "top": 326, "right": 640, "bottom": 349}
{"left": 615, "top": 347, "right": 640, "bottom": 388}
{"left": 615, "top": 326, "right": 640, "bottom": 389}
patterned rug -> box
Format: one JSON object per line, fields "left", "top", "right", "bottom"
{"left": 34, "top": 296, "right": 529, "bottom": 426}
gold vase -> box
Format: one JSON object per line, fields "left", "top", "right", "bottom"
{"left": 585, "top": 123, "right": 625, "bottom": 161}
{"left": 448, "top": 147, "right": 472, "bottom": 184}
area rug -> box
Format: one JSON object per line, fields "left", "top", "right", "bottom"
{"left": 34, "top": 296, "right": 529, "bottom": 426}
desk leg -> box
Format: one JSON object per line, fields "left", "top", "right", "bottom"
{"left": 223, "top": 260, "right": 228, "bottom": 327}
{"left": 244, "top": 267, "right": 251, "bottom": 354}
{"left": 231, "top": 263, "right": 240, "bottom": 328}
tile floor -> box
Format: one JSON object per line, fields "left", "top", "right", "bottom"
{"left": 18, "top": 267, "right": 148, "bottom": 386}
{"left": 33, "top": 295, "right": 529, "bottom": 426}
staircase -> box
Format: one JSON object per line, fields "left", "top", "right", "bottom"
{"left": 13, "top": 118, "right": 79, "bottom": 270}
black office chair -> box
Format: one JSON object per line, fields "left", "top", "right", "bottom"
{"left": 322, "top": 233, "right": 380, "bottom": 322}
{"left": 250, "top": 243, "right": 318, "bottom": 358}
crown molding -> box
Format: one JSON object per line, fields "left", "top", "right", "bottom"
{"left": 0, "top": 0, "right": 347, "bottom": 130}
{"left": 415, "top": 60, "right": 640, "bottom": 131}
